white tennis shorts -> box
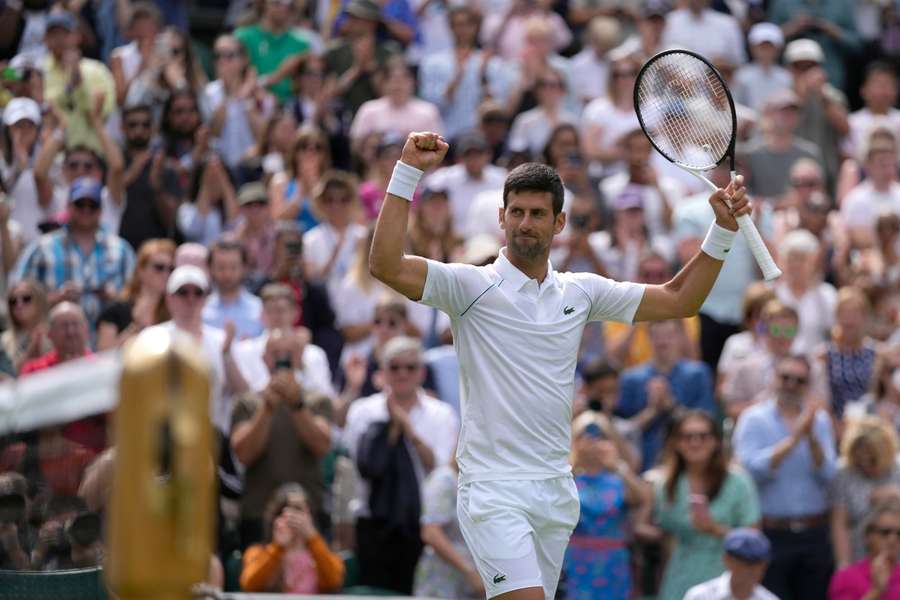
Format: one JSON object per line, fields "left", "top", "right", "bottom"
{"left": 457, "top": 476, "right": 580, "bottom": 600}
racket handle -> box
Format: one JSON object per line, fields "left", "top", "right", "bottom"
{"left": 736, "top": 213, "right": 782, "bottom": 281}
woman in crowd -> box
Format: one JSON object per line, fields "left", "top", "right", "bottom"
{"left": 0, "top": 97, "right": 46, "bottom": 244}
{"left": 269, "top": 127, "right": 330, "bottom": 231}
{"left": 126, "top": 26, "right": 207, "bottom": 115}
{"left": 564, "top": 411, "right": 647, "bottom": 600}
{"left": 831, "top": 416, "right": 900, "bottom": 568}
{"left": 244, "top": 108, "right": 301, "bottom": 181}
{"left": 846, "top": 346, "right": 900, "bottom": 431}
{"left": 717, "top": 282, "right": 777, "bottom": 388}
{"left": 240, "top": 483, "right": 344, "bottom": 594}
{"left": 1, "top": 279, "right": 51, "bottom": 372}
{"left": 581, "top": 55, "right": 640, "bottom": 178}
{"left": 651, "top": 409, "right": 761, "bottom": 600}
{"left": 829, "top": 497, "right": 900, "bottom": 599}
{"left": 97, "top": 239, "right": 175, "bottom": 351}
{"left": 359, "top": 133, "right": 405, "bottom": 221}
{"left": 407, "top": 187, "right": 463, "bottom": 264}
{"left": 414, "top": 456, "right": 483, "bottom": 599}
{"left": 541, "top": 123, "right": 581, "bottom": 168}
{"left": 507, "top": 66, "right": 579, "bottom": 158}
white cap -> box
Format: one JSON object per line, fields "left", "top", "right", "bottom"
{"left": 2, "top": 97, "right": 41, "bottom": 127}
{"left": 462, "top": 234, "right": 501, "bottom": 265}
{"left": 784, "top": 38, "right": 824, "bottom": 64}
{"left": 747, "top": 22, "right": 784, "bottom": 48}
{"left": 166, "top": 265, "right": 209, "bottom": 295}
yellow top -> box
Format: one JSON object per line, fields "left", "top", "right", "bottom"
{"left": 604, "top": 316, "right": 700, "bottom": 368}
{"left": 43, "top": 56, "right": 116, "bottom": 154}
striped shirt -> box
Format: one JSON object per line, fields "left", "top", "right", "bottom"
{"left": 12, "top": 226, "right": 136, "bottom": 327}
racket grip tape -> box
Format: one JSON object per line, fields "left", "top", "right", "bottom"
{"left": 735, "top": 214, "right": 782, "bottom": 281}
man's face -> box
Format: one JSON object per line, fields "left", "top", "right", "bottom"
{"left": 449, "top": 11, "right": 477, "bottom": 45}
{"left": 68, "top": 197, "right": 102, "bottom": 231}
{"left": 210, "top": 249, "right": 245, "bottom": 294}
{"left": 648, "top": 321, "right": 680, "bottom": 361}
{"left": 500, "top": 191, "right": 563, "bottom": 261}
{"left": 44, "top": 27, "right": 75, "bottom": 57}
{"left": 265, "top": 0, "right": 294, "bottom": 22}
{"left": 862, "top": 72, "right": 898, "bottom": 111}
{"left": 775, "top": 358, "right": 809, "bottom": 403}
{"left": 48, "top": 310, "right": 87, "bottom": 357}
{"left": 382, "top": 350, "right": 424, "bottom": 396}
{"left": 64, "top": 151, "right": 102, "bottom": 184}
{"left": 123, "top": 110, "right": 153, "bottom": 149}
{"left": 169, "top": 95, "right": 200, "bottom": 136}
{"left": 723, "top": 555, "right": 768, "bottom": 590}
{"left": 263, "top": 297, "right": 297, "bottom": 330}
{"left": 462, "top": 147, "right": 489, "bottom": 176}
{"left": 383, "top": 67, "right": 413, "bottom": 100}
{"left": 166, "top": 285, "right": 207, "bottom": 322}
{"left": 868, "top": 150, "right": 898, "bottom": 184}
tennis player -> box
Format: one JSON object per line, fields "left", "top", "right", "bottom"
{"left": 369, "top": 132, "right": 751, "bottom": 600}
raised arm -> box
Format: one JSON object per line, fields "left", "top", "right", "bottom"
{"left": 369, "top": 132, "right": 449, "bottom": 300}
{"left": 633, "top": 176, "right": 750, "bottom": 322}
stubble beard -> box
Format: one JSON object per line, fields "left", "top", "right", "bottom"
{"left": 508, "top": 234, "right": 548, "bottom": 261}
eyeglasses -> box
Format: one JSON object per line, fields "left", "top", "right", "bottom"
{"left": 778, "top": 372, "right": 808, "bottom": 386}
{"left": 214, "top": 50, "right": 240, "bottom": 60}
{"left": 768, "top": 324, "right": 797, "bottom": 339}
{"left": 680, "top": 431, "right": 714, "bottom": 443}
{"left": 66, "top": 159, "right": 98, "bottom": 172}
{"left": 790, "top": 178, "right": 821, "bottom": 189}
{"left": 374, "top": 317, "right": 400, "bottom": 328}
{"left": 72, "top": 200, "right": 101, "bottom": 212}
{"left": 873, "top": 527, "right": 900, "bottom": 538}
{"left": 388, "top": 362, "right": 420, "bottom": 373}
{"left": 322, "top": 195, "right": 352, "bottom": 205}
{"left": 149, "top": 261, "right": 174, "bottom": 273}
{"left": 297, "top": 143, "right": 324, "bottom": 152}
{"left": 174, "top": 287, "right": 206, "bottom": 299}
{"left": 171, "top": 106, "right": 197, "bottom": 116}
{"left": 8, "top": 294, "right": 32, "bottom": 307}
{"left": 536, "top": 80, "right": 563, "bottom": 89}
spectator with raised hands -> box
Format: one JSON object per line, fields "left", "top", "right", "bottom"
{"left": 0, "top": 97, "right": 43, "bottom": 245}
{"left": 125, "top": 26, "right": 208, "bottom": 113}
{"left": 829, "top": 497, "right": 900, "bottom": 600}
{"left": 109, "top": 1, "right": 162, "bottom": 106}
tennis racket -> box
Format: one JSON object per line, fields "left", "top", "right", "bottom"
{"left": 633, "top": 49, "right": 781, "bottom": 281}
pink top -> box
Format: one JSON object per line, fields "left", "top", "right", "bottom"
{"left": 829, "top": 559, "right": 900, "bottom": 600}
{"left": 348, "top": 97, "right": 444, "bottom": 142}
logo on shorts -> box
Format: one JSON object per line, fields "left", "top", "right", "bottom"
{"left": 563, "top": 305, "right": 575, "bottom": 315}
{"left": 493, "top": 573, "right": 507, "bottom": 584}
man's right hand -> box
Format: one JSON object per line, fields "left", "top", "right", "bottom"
{"left": 400, "top": 132, "right": 449, "bottom": 172}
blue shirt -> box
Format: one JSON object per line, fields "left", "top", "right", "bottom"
{"left": 616, "top": 360, "right": 715, "bottom": 471}
{"left": 732, "top": 398, "right": 837, "bottom": 518}
{"left": 202, "top": 288, "right": 264, "bottom": 340}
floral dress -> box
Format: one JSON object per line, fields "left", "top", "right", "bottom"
{"left": 563, "top": 470, "right": 631, "bottom": 600}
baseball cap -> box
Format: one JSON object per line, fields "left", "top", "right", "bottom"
{"left": 2, "top": 97, "right": 41, "bottom": 127}
{"left": 46, "top": 12, "right": 78, "bottom": 32}
{"left": 462, "top": 235, "right": 501, "bottom": 266}
{"left": 613, "top": 186, "right": 644, "bottom": 211}
{"left": 345, "top": 0, "right": 381, "bottom": 21}
{"left": 237, "top": 182, "right": 269, "bottom": 206}
{"left": 68, "top": 177, "right": 103, "bottom": 204}
{"left": 763, "top": 89, "right": 800, "bottom": 111}
{"left": 166, "top": 265, "right": 209, "bottom": 295}
{"left": 640, "top": 0, "right": 669, "bottom": 18}
{"left": 724, "top": 528, "right": 771, "bottom": 562}
{"left": 747, "top": 22, "right": 784, "bottom": 47}
{"left": 784, "top": 38, "right": 824, "bottom": 64}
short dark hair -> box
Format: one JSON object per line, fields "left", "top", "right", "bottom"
{"left": 582, "top": 359, "right": 619, "bottom": 383}
{"left": 208, "top": 238, "right": 248, "bottom": 266}
{"left": 129, "top": 1, "right": 162, "bottom": 27}
{"left": 778, "top": 353, "right": 811, "bottom": 375}
{"left": 864, "top": 60, "right": 898, "bottom": 83}
{"left": 122, "top": 103, "right": 153, "bottom": 121}
{"left": 502, "top": 162, "right": 565, "bottom": 215}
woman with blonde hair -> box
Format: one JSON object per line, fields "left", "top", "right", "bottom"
{"left": 581, "top": 55, "right": 641, "bottom": 178}
{"left": 96, "top": 238, "right": 175, "bottom": 351}
{"left": 1, "top": 279, "right": 51, "bottom": 371}
{"left": 563, "top": 411, "right": 647, "bottom": 600}
{"left": 269, "top": 127, "right": 331, "bottom": 230}
{"left": 831, "top": 416, "right": 900, "bottom": 569}
{"left": 407, "top": 188, "right": 463, "bottom": 264}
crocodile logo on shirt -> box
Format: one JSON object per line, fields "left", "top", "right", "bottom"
{"left": 493, "top": 574, "right": 507, "bottom": 584}
{"left": 563, "top": 305, "right": 576, "bottom": 315}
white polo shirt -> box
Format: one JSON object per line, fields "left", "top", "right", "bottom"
{"left": 420, "top": 250, "right": 645, "bottom": 484}
{"left": 683, "top": 572, "right": 778, "bottom": 600}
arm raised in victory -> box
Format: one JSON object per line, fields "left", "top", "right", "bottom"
{"left": 369, "top": 132, "right": 449, "bottom": 300}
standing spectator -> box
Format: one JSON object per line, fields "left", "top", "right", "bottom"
{"left": 349, "top": 57, "right": 444, "bottom": 148}
{"left": 581, "top": 55, "right": 640, "bottom": 179}
{"left": 418, "top": 5, "right": 515, "bottom": 140}
{"left": 684, "top": 528, "right": 779, "bottom": 600}
{"left": 0, "top": 97, "right": 43, "bottom": 244}
{"left": 202, "top": 238, "right": 263, "bottom": 340}
{"left": 652, "top": 410, "right": 761, "bottom": 600}
{"left": 831, "top": 416, "right": 900, "bottom": 568}
{"left": 269, "top": 127, "right": 330, "bottom": 231}
{"left": 407, "top": 187, "right": 464, "bottom": 265}
{"left": 235, "top": 0, "right": 310, "bottom": 103}
{"left": 841, "top": 133, "right": 900, "bottom": 239}
{"left": 507, "top": 66, "right": 578, "bottom": 158}
{"left": 733, "top": 354, "right": 837, "bottom": 600}
{"left": 829, "top": 497, "right": 900, "bottom": 600}
{"left": 124, "top": 27, "right": 207, "bottom": 113}
{"left": 96, "top": 238, "right": 174, "bottom": 351}
{"left": 239, "top": 483, "right": 345, "bottom": 593}
{"left": 2, "top": 279, "right": 51, "bottom": 373}
{"left": 775, "top": 229, "right": 838, "bottom": 354}
{"left": 479, "top": 0, "right": 572, "bottom": 63}
{"left": 423, "top": 131, "right": 506, "bottom": 234}
{"left": 569, "top": 17, "right": 619, "bottom": 108}
{"left": 616, "top": 319, "right": 715, "bottom": 472}
{"left": 342, "top": 336, "right": 458, "bottom": 594}
{"left": 12, "top": 177, "right": 135, "bottom": 329}
{"left": 659, "top": 0, "right": 746, "bottom": 66}
{"left": 230, "top": 328, "right": 332, "bottom": 547}
{"left": 233, "top": 182, "right": 276, "bottom": 292}
{"left": 844, "top": 62, "right": 900, "bottom": 159}
{"left": 109, "top": 1, "right": 162, "bottom": 106}
{"left": 734, "top": 23, "right": 792, "bottom": 113}
{"left": 564, "top": 412, "right": 647, "bottom": 600}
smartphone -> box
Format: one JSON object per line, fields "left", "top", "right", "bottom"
{"left": 689, "top": 494, "right": 709, "bottom": 519}
{"left": 274, "top": 356, "right": 293, "bottom": 372}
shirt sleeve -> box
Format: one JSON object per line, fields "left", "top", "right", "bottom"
{"left": 575, "top": 273, "right": 645, "bottom": 324}
{"left": 730, "top": 469, "right": 761, "bottom": 527}
{"left": 239, "top": 543, "right": 283, "bottom": 592}
{"left": 732, "top": 410, "right": 776, "bottom": 484}
{"left": 813, "top": 410, "right": 838, "bottom": 482}
{"left": 420, "top": 259, "right": 487, "bottom": 317}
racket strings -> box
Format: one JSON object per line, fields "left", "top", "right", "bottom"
{"left": 635, "top": 53, "right": 734, "bottom": 170}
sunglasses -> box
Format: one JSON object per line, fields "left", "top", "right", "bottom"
{"left": 536, "top": 80, "right": 563, "bottom": 89}
{"left": 388, "top": 362, "right": 420, "bottom": 373}
{"left": 171, "top": 106, "right": 197, "bottom": 116}
{"left": 66, "top": 160, "right": 97, "bottom": 172}
{"left": 779, "top": 373, "right": 808, "bottom": 386}
{"left": 72, "top": 200, "right": 101, "bottom": 212}
{"left": 149, "top": 261, "right": 174, "bottom": 273}
{"left": 125, "top": 119, "right": 152, "bottom": 130}
{"left": 214, "top": 50, "right": 240, "bottom": 60}
{"left": 8, "top": 294, "right": 32, "bottom": 307}
{"left": 174, "top": 287, "right": 206, "bottom": 299}
{"left": 297, "top": 143, "right": 325, "bottom": 152}
{"left": 873, "top": 527, "right": 900, "bottom": 538}
{"left": 768, "top": 324, "right": 797, "bottom": 339}
{"left": 680, "top": 431, "right": 714, "bottom": 443}
{"left": 374, "top": 317, "right": 400, "bottom": 328}
{"left": 791, "top": 178, "right": 821, "bottom": 189}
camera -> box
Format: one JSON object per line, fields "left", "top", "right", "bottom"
{"left": 67, "top": 513, "right": 102, "bottom": 548}
{"left": 274, "top": 355, "right": 293, "bottom": 372}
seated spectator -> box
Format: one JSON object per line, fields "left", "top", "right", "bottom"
{"left": 846, "top": 345, "right": 900, "bottom": 431}
{"left": 359, "top": 132, "right": 404, "bottom": 221}
{"left": 202, "top": 238, "right": 263, "bottom": 340}
{"left": 0, "top": 472, "right": 32, "bottom": 570}
{"left": 232, "top": 182, "right": 276, "bottom": 292}
{"left": 616, "top": 320, "right": 715, "bottom": 472}
{"left": 96, "top": 238, "right": 175, "bottom": 351}
{"left": 844, "top": 61, "right": 900, "bottom": 160}
{"left": 479, "top": 0, "right": 572, "bottom": 63}
{"left": 569, "top": 17, "right": 619, "bottom": 107}
{"left": 841, "top": 132, "right": 900, "bottom": 243}
{"left": 733, "top": 23, "right": 791, "bottom": 113}
{"left": 507, "top": 66, "right": 578, "bottom": 159}
{"left": 577, "top": 360, "right": 640, "bottom": 470}
{"left": 342, "top": 336, "right": 458, "bottom": 594}
{"left": 837, "top": 126, "right": 898, "bottom": 209}
{"left": 684, "top": 528, "right": 778, "bottom": 600}
{"left": 2, "top": 279, "right": 52, "bottom": 373}
{"left": 717, "top": 282, "right": 777, "bottom": 390}
{"left": 651, "top": 410, "right": 760, "bottom": 600}
{"left": 109, "top": 1, "right": 162, "bottom": 106}
{"left": 831, "top": 416, "right": 900, "bottom": 568}
{"left": 239, "top": 483, "right": 344, "bottom": 593}
{"left": 564, "top": 412, "right": 647, "bottom": 600}
{"left": 413, "top": 457, "right": 483, "bottom": 599}
{"left": 407, "top": 187, "right": 464, "bottom": 266}
{"left": 243, "top": 107, "right": 300, "bottom": 181}
{"left": 125, "top": 27, "right": 207, "bottom": 117}
{"left": 775, "top": 229, "right": 838, "bottom": 354}
{"left": 829, "top": 497, "right": 900, "bottom": 600}
{"left": 659, "top": 0, "right": 745, "bottom": 67}
{"left": 0, "top": 97, "right": 43, "bottom": 245}
{"left": 230, "top": 328, "right": 332, "bottom": 548}
{"left": 269, "top": 127, "right": 329, "bottom": 231}
{"left": 733, "top": 354, "right": 837, "bottom": 600}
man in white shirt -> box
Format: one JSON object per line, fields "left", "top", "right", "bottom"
{"left": 684, "top": 528, "right": 778, "bottom": 600}
{"left": 841, "top": 136, "right": 900, "bottom": 239}
{"left": 569, "top": 16, "right": 618, "bottom": 107}
{"left": 660, "top": 0, "right": 746, "bottom": 67}
{"left": 369, "top": 131, "right": 752, "bottom": 600}
{"left": 423, "top": 131, "right": 506, "bottom": 232}
{"left": 844, "top": 61, "right": 900, "bottom": 158}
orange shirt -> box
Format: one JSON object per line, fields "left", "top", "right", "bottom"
{"left": 604, "top": 316, "right": 700, "bottom": 369}
{"left": 240, "top": 535, "right": 344, "bottom": 593}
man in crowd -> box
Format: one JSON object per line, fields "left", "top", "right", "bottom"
{"left": 733, "top": 354, "right": 837, "bottom": 600}
{"left": 203, "top": 238, "right": 263, "bottom": 340}
{"left": 841, "top": 133, "right": 900, "bottom": 241}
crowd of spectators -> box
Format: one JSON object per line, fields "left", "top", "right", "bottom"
{"left": 0, "top": 0, "right": 898, "bottom": 598}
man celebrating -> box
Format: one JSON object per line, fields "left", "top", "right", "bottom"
{"left": 369, "top": 132, "right": 751, "bottom": 600}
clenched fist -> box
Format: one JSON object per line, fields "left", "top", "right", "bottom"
{"left": 400, "top": 132, "right": 449, "bottom": 172}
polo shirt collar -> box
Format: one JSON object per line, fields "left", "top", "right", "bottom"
{"left": 493, "top": 248, "right": 557, "bottom": 292}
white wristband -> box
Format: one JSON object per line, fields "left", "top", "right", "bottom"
{"left": 386, "top": 161, "right": 423, "bottom": 202}
{"left": 701, "top": 222, "right": 737, "bottom": 261}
